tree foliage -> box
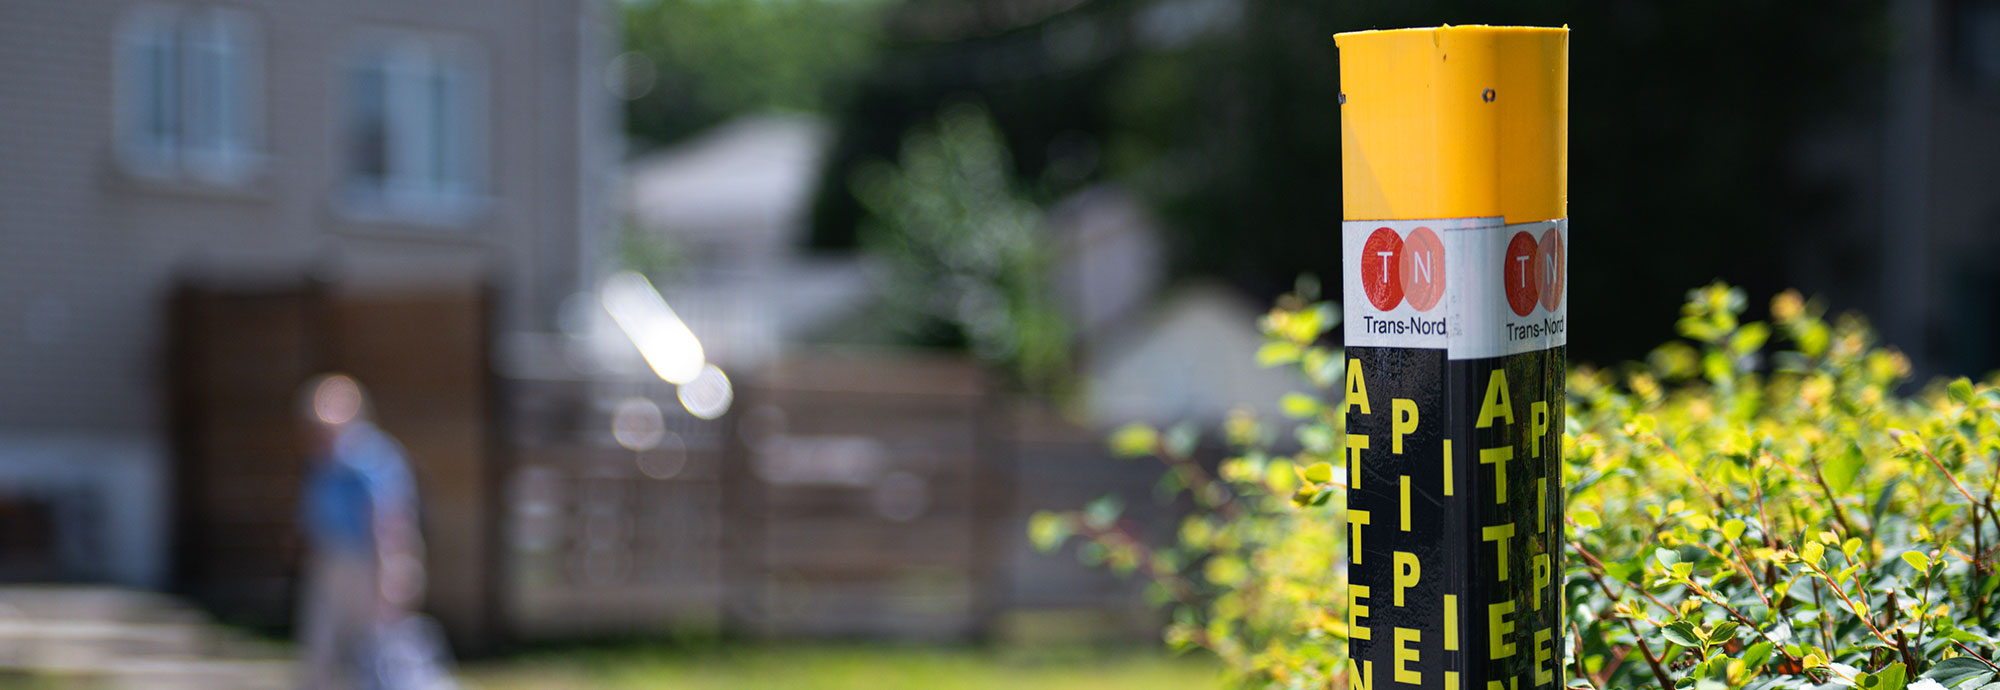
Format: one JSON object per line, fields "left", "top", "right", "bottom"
{"left": 851, "top": 102, "right": 1072, "bottom": 396}
{"left": 620, "top": 0, "right": 885, "bottom": 148}
{"left": 1034, "top": 283, "right": 2000, "bottom": 689}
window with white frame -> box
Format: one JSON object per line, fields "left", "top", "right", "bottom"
{"left": 343, "top": 37, "right": 485, "bottom": 221}
{"left": 114, "top": 6, "right": 259, "bottom": 184}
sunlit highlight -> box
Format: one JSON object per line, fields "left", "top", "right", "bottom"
{"left": 610, "top": 397, "right": 666, "bottom": 451}
{"left": 678, "top": 364, "right": 733, "bottom": 420}
{"left": 601, "top": 271, "right": 705, "bottom": 384}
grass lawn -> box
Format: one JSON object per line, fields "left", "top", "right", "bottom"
{"left": 458, "top": 644, "right": 1223, "bottom": 690}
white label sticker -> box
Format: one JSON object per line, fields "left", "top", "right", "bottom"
{"left": 1341, "top": 218, "right": 1568, "bottom": 360}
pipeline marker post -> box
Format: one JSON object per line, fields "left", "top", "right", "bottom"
{"left": 1336, "top": 26, "right": 1568, "bottom": 690}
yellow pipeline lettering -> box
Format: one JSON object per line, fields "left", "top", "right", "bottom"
{"left": 1344, "top": 359, "right": 1372, "bottom": 416}
{"left": 1393, "top": 551, "right": 1421, "bottom": 606}
{"left": 1399, "top": 475, "right": 1413, "bottom": 531}
{"left": 1489, "top": 599, "right": 1517, "bottom": 659}
{"left": 1394, "top": 628, "right": 1422, "bottom": 684}
{"left": 1480, "top": 446, "right": 1514, "bottom": 503}
{"left": 1349, "top": 510, "right": 1372, "bottom": 565}
{"left": 1483, "top": 523, "right": 1516, "bottom": 581}
{"left": 1346, "top": 435, "right": 1371, "bottom": 490}
{"left": 1530, "top": 400, "right": 1549, "bottom": 458}
{"left": 1349, "top": 584, "right": 1372, "bottom": 641}
{"left": 1392, "top": 398, "right": 1419, "bottom": 453}
{"left": 1444, "top": 594, "right": 1460, "bottom": 650}
{"left": 1447, "top": 672, "right": 1459, "bottom": 690}
{"left": 1535, "top": 628, "right": 1555, "bottom": 685}
{"left": 1477, "top": 369, "right": 1513, "bottom": 428}
{"left": 1533, "top": 553, "right": 1551, "bottom": 610}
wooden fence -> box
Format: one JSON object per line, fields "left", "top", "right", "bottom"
{"left": 170, "top": 282, "right": 1171, "bottom": 649}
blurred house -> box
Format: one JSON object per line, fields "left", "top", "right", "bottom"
{"left": 621, "top": 113, "right": 873, "bottom": 373}
{"left": 1085, "top": 282, "right": 1306, "bottom": 426}
{"left": 0, "top": 0, "right": 615, "bottom": 604}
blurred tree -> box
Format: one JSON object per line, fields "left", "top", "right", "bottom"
{"left": 620, "top": 0, "right": 888, "bottom": 149}
{"left": 850, "top": 102, "right": 1074, "bottom": 396}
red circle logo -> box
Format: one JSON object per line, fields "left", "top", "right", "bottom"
{"left": 1537, "top": 226, "right": 1565, "bottom": 312}
{"left": 1361, "top": 227, "right": 1404, "bottom": 311}
{"left": 1399, "top": 226, "right": 1446, "bottom": 312}
{"left": 1503, "top": 231, "right": 1540, "bottom": 317}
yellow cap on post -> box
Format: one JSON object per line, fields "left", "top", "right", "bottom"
{"left": 1336, "top": 26, "right": 1568, "bottom": 224}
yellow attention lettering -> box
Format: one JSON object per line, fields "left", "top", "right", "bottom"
{"left": 1349, "top": 584, "right": 1372, "bottom": 641}
{"left": 1486, "top": 679, "right": 1518, "bottom": 690}
{"left": 1352, "top": 660, "right": 1375, "bottom": 690}
{"left": 1533, "top": 553, "right": 1551, "bottom": 610}
{"left": 1399, "top": 475, "right": 1413, "bottom": 531}
{"left": 1444, "top": 594, "right": 1459, "bottom": 650}
{"left": 1443, "top": 439, "right": 1455, "bottom": 495}
{"left": 1530, "top": 400, "right": 1549, "bottom": 458}
{"left": 1346, "top": 435, "right": 1371, "bottom": 490}
{"left": 1393, "top": 551, "right": 1421, "bottom": 606}
{"left": 1535, "top": 628, "right": 1555, "bottom": 685}
{"left": 1483, "top": 523, "right": 1516, "bottom": 581}
{"left": 1349, "top": 510, "right": 1372, "bottom": 565}
{"left": 1489, "top": 599, "right": 1517, "bottom": 659}
{"left": 1344, "top": 359, "right": 1372, "bottom": 416}
{"left": 1477, "top": 369, "right": 1514, "bottom": 428}
{"left": 1394, "top": 628, "right": 1422, "bottom": 684}
{"left": 1447, "top": 673, "right": 1459, "bottom": 690}
{"left": 1480, "top": 446, "right": 1514, "bottom": 503}
{"left": 1391, "top": 398, "right": 1419, "bottom": 453}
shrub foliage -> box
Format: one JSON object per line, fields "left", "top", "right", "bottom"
{"left": 1031, "top": 283, "right": 2000, "bottom": 690}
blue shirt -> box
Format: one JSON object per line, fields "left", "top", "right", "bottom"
{"left": 301, "top": 423, "right": 416, "bottom": 555}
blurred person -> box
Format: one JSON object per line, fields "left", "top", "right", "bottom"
{"left": 296, "top": 374, "right": 454, "bottom": 690}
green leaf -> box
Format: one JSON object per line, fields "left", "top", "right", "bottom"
{"left": 1280, "top": 392, "right": 1321, "bottom": 419}
{"left": 1108, "top": 424, "right": 1159, "bottom": 458}
{"left": 1741, "top": 641, "right": 1774, "bottom": 669}
{"left": 1256, "top": 341, "right": 1303, "bottom": 367}
{"left": 1575, "top": 508, "right": 1602, "bottom": 529}
{"left": 1721, "top": 519, "right": 1746, "bottom": 543}
{"left": 1802, "top": 541, "right": 1825, "bottom": 566}
{"left": 1707, "top": 621, "right": 1739, "bottom": 645}
{"left": 1919, "top": 657, "right": 1993, "bottom": 687}
{"left": 1663, "top": 620, "right": 1703, "bottom": 648}
{"left": 1874, "top": 662, "right": 1909, "bottom": 690}
{"left": 1948, "top": 378, "right": 1977, "bottom": 404}
{"left": 1026, "top": 511, "right": 1073, "bottom": 552}
{"left": 1301, "top": 462, "right": 1333, "bottom": 484}
{"left": 1822, "top": 444, "right": 1865, "bottom": 493}
{"left": 1894, "top": 430, "right": 1925, "bottom": 452}
{"left": 1902, "top": 551, "right": 1933, "bottom": 573}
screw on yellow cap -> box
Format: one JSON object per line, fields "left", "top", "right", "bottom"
{"left": 1336, "top": 25, "right": 1568, "bottom": 224}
